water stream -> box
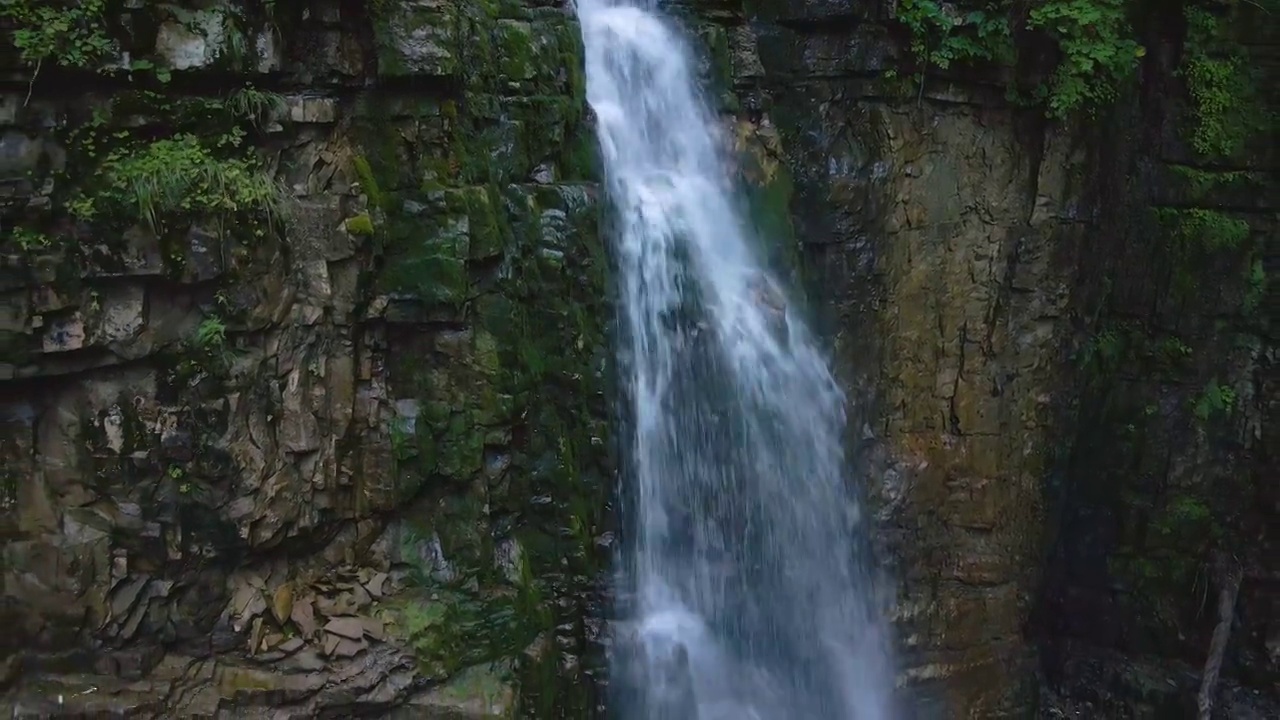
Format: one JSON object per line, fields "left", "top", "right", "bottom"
{"left": 576, "top": 1, "right": 897, "bottom": 718}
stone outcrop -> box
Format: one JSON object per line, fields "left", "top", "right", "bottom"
{"left": 0, "top": 0, "right": 608, "bottom": 716}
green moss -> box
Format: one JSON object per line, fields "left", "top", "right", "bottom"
{"left": 0, "top": 0, "right": 114, "bottom": 70}
{"left": 495, "top": 20, "right": 538, "bottom": 85}
{"left": 559, "top": 132, "right": 597, "bottom": 182}
{"left": 1154, "top": 207, "right": 1250, "bottom": 251}
{"left": 344, "top": 213, "right": 376, "bottom": 236}
{"left": 391, "top": 527, "right": 552, "bottom": 680}
{"left": 352, "top": 155, "right": 389, "bottom": 209}
{"left": 431, "top": 662, "right": 516, "bottom": 715}
{"left": 373, "top": 4, "right": 459, "bottom": 78}
{"left": 353, "top": 3, "right": 608, "bottom": 711}
{"left": 467, "top": 186, "right": 508, "bottom": 260}
{"left": 379, "top": 228, "right": 471, "bottom": 305}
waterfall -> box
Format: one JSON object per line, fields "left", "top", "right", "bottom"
{"left": 576, "top": 1, "right": 897, "bottom": 718}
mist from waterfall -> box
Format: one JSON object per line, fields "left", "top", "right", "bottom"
{"left": 576, "top": 1, "right": 897, "bottom": 717}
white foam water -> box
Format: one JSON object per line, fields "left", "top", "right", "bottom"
{"left": 576, "top": 1, "right": 897, "bottom": 718}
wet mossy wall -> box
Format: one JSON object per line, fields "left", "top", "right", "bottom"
{"left": 1035, "top": 7, "right": 1277, "bottom": 715}
{"left": 358, "top": 0, "right": 609, "bottom": 710}
{"left": 0, "top": 0, "right": 610, "bottom": 715}
{"left": 677, "top": 0, "right": 1278, "bottom": 716}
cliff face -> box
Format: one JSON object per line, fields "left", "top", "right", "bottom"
{"left": 720, "top": 4, "right": 1085, "bottom": 714}
{"left": 0, "top": 0, "right": 1275, "bottom": 718}
{"left": 707, "top": 0, "right": 1276, "bottom": 717}
{"left": 1035, "top": 10, "right": 1277, "bottom": 717}
{"left": 0, "top": 0, "right": 608, "bottom": 716}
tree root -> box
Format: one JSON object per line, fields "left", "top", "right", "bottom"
{"left": 1196, "top": 555, "right": 1242, "bottom": 720}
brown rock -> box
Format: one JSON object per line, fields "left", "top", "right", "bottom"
{"left": 272, "top": 583, "right": 294, "bottom": 625}
{"left": 324, "top": 615, "right": 365, "bottom": 640}
{"left": 332, "top": 636, "right": 366, "bottom": 658}
{"left": 361, "top": 616, "right": 385, "bottom": 641}
{"left": 365, "top": 572, "right": 389, "bottom": 598}
{"left": 290, "top": 595, "right": 318, "bottom": 638}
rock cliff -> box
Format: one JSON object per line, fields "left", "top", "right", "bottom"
{"left": 0, "top": 0, "right": 1275, "bottom": 718}
{"left": 1, "top": 0, "right": 608, "bottom": 716}
{"left": 698, "top": 0, "right": 1277, "bottom": 716}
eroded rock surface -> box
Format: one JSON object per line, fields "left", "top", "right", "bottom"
{"left": 683, "top": 0, "right": 1276, "bottom": 716}
{"left": 0, "top": 0, "right": 607, "bottom": 716}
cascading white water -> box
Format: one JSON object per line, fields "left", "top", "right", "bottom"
{"left": 576, "top": 1, "right": 897, "bottom": 718}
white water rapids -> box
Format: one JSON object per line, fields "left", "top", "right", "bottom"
{"left": 576, "top": 1, "right": 897, "bottom": 718}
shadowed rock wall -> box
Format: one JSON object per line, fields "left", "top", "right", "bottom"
{"left": 0, "top": 0, "right": 609, "bottom": 716}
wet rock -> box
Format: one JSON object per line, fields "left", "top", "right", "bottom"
{"left": 408, "top": 662, "right": 516, "bottom": 719}
{"left": 1, "top": 0, "right": 612, "bottom": 715}
{"left": 41, "top": 313, "right": 85, "bottom": 353}
{"left": 290, "top": 595, "right": 319, "bottom": 638}
{"left": 154, "top": 12, "right": 225, "bottom": 71}
{"left": 181, "top": 225, "right": 224, "bottom": 282}
{"left": 374, "top": 2, "right": 458, "bottom": 77}
{"left": 324, "top": 615, "right": 366, "bottom": 641}
{"left": 0, "top": 131, "right": 46, "bottom": 179}
{"left": 271, "top": 584, "right": 294, "bottom": 625}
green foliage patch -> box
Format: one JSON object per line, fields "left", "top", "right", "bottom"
{"left": 893, "top": 0, "right": 1143, "bottom": 117}
{"left": 890, "top": 0, "right": 1275, "bottom": 125}
{"left": 0, "top": 0, "right": 115, "bottom": 69}
{"left": 71, "top": 131, "right": 283, "bottom": 234}
{"left": 1026, "top": 0, "right": 1143, "bottom": 117}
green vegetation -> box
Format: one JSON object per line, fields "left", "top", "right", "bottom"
{"left": 891, "top": 0, "right": 1277, "bottom": 122}
{"left": 894, "top": 0, "right": 1014, "bottom": 72}
{"left": 1179, "top": 7, "right": 1257, "bottom": 158}
{"left": 71, "top": 131, "right": 283, "bottom": 235}
{"left": 1076, "top": 322, "right": 1194, "bottom": 380}
{"left": 1026, "top": 0, "right": 1143, "bottom": 117}
{"left": 1192, "top": 380, "right": 1236, "bottom": 421}
{"left": 1058, "top": 1, "right": 1273, "bottom": 651}
{"left": 0, "top": 0, "right": 291, "bottom": 244}
{"left": 194, "top": 316, "right": 227, "bottom": 349}
{"left": 6, "top": 227, "right": 53, "bottom": 253}
{"left": 0, "top": 0, "right": 114, "bottom": 69}
{"left": 1154, "top": 207, "right": 1250, "bottom": 251}
{"left": 224, "top": 86, "right": 288, "bottom": 125}
{"left": 0, "top": 4, "right": 290, "bottom": 529}
{"left": 344, "top": 212, "right": 376, "bottom": 236}
{"left": 387, "top": 525, "right": 552, "bottom": 681}
{"left": 893, "top": 0, "right": 1142, "bottom": 116}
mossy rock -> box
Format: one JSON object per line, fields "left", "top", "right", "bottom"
{"left": 344, "top": 213, "right": 376, "bottom": 236}
{"left": 411, "top": 661, "right": 518, "bottom": 718}
{"left": 373, "top": 4, "right": 460, "bottom": 78}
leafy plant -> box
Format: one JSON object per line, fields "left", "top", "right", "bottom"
{"left": 0, "top": 0, "right": 115, "bottom": 69}
{"left": 893, "top": 0, "right": 1146, "bottom": 117}
{"left": 1192, "top": 380, "right": 1236, "bottom": 421}
{"left": 1077, "top": 325, "right": 1126, "bottom": 374}
{"left": 5, "top": 226, "right": 53, "bottom": 252}
{"left": 72, "top": 132, "right": 284, "bottom": 234}
{"left": 1027, "top": 0, "right": 1144, "bottom": 117}
{"left": 225, "top": 86, "right": 288, "bottom": 125}
{"left": 1171, "top": 165, "right": 1254, "bottom": 200}
{"left": 126, "top": 58, "right": 173, "bottom": 84}
{"left": 895, "top": 0, "right": 1014, "bottom": 73}
{"left": 1179, "top": 7, "right": 1257, "bottom": 158}
{"left": 195, "top": 316, "right": 227, "bottom": 349}
{"left": 1158, "top": 208, "right": 1250, "bottom": 251}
